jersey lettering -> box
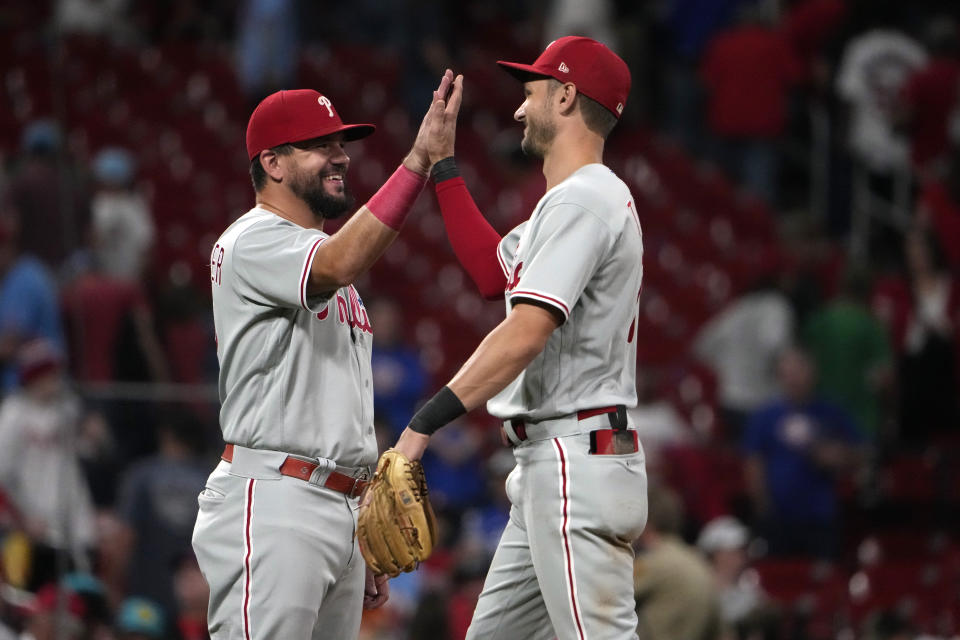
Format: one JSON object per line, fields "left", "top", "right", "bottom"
{"left": 210, "top": 243, "right": 225, "bottom": 286}
{"left": 507, "top": 261, "right": 524, "bottom": 291}
{"left": 336, "top": 292, "right": 349, "bottom": 323}
{"left": 323, "top": 287, "right": 372, "bottom": 334}
{"left": 348, "top": 286, "right": 372, "bottom": 334}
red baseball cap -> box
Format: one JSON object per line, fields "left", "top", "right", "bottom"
{"left": 245, "top": 89, "right": 375, "bottom": 161}
{"left": 17, "top": 338, "right": 63, "bottom": 386}
{"left": 497, "top": 36, "right": 631, "bottom": 119}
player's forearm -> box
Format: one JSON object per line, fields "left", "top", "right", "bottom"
{"left": 432, "top": 159, "right": 507, "bottom": 300}
{"left": 308, "top": 209, "right": 400, "bottom": 291}
{"left": 448, "top": 304, "right": 556, "bottom": 411}
{"left": 404, "top": 305, "right": 557, "bottom": 445}
{"left": 308, "top": 165, "right": 427, "bottom": 293}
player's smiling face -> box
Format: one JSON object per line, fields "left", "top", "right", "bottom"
{"left": 286, "top": 133, "right": 355, "bottom": 219}
{"left": 515, "top": 79, "right": 558, "bottom": 159}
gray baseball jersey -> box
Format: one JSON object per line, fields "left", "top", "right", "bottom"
{"left": 211, "top": 206, "right": 377, "bottom": 467}
{"left": 193, "top": 205, "right": 376, "bottom": 639}
{"left": 466, "top": 164, "right": 648, "bottom": 640}
{"left": 490, "top": 163, "right": 643, "bottom": 420}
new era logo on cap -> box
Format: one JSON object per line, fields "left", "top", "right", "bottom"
{"left": 496, "top": 36, "right": 631, "bottom": 120}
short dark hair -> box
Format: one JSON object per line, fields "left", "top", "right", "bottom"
{"left": 249, "top": 143, "right": 295, "bottom": 191}
{"left": 578, "top": 93, "right": 618, "bottom": 138}
{"left": 545, "top": 79, "right": 619, "bottom": 138}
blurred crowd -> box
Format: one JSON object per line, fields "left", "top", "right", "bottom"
{"left": 1, "top": 0, "right": 959, "bottom": 639}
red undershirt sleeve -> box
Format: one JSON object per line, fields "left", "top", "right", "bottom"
{"left": 435, "top": 176, "right": 507, "bottom": 300}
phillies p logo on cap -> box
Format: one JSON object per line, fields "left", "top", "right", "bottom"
{"left": 246, "top": 90, "right": 376, "bottom": 161}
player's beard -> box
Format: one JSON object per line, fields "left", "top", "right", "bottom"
{"left": 520, "top": 112, "right": 557, "bottom": 159}
{"left": 289, "top": 167, "right": 355, "bottom": 220}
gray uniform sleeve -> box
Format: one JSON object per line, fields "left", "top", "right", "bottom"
{"left": 232, "top": 221, "right": 329, "bottom": 311}
{"left": 509, "top": 203, "right": 612, "bottom": 320}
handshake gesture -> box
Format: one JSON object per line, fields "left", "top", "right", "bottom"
{"left": 404, "top": 69, "right": 464, "bottom": 176}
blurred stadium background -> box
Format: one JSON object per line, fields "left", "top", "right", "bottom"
{"left": 1, "top": 0, "right": 959, "bottom": 638}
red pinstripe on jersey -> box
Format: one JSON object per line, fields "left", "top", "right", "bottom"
{"left": 299, "top": 238, "right": 325, "bottom": 310}
{"left": 553, "top": 439, "right": 586, "bottom": 640}
{"left": 496, "top": 243, "right": 510, "bottom": 278}
{"left": 243, "top": 479, "right": 256, "bottom": 639}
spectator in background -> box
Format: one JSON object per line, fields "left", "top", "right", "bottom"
{"left": 700, "top": 2, "right": 802, "bottom": 205}
{"left": 115, "top": 411, "right": 210, "bottom": 621}
{"left": 697, "top": 516, "right": 778, "bottom": 640}
{"left": 89, "top": 147, "right": 155, "bottom": 282}
{"left": 743, "top": 347, "right": 864, "bottom": 559}
{"left": 693, "top": 269, "right": 795, "bottom": 438}
{"left": 235, "top": 0, "right": 298, "bottom": 109}
{"left": 915, "top": 113, "right": 960, "bottom": 272}
{"left": 633, "top": 482, "right": 723, "bottom": 640}
{"left": 657, "top": 0, "right": 745, "bottom": 152}
{"left": 21, "top": 584, "right": 88, "bottom": 640}
{"left": 406, "top": 590, "right": 451, "bottom": 640}
{"left": 60, "top": 253, "right": 170, "bottom": 461}
{"left": 897, "top": 16, "right": 960, "bottom": 178}
{"left": 628, "top": 369, "right": 694, "bottom": 476}
{"left": 783, "top": 0, "right": 848, "bottom": 92}
{"left": 172, "top": 555, "right": 210, "bottom": 640}
{"left": 445, "top": 554, "right": 490, "bottom": 640}
{"left": 0, "top": 211, "right": 65, "bottom": 393}
{"left": 61, "top": 571, "right": 114, "bottom": 639}
{"left": 802, "top": 266, "right": 893, "bottom": 442}
{"left": 420, "top": 418, "right": 487, "bottom": 514}
{"left": 543, "top": 0, "right": 617, "bottom": 49}
{"left": 54, "top": 0, "right": 133, "bottom": 42}
{"left": 459, "top": 448, "right": 514, "bottom": 558}
{"left": 115, "top": 596, "right": 166, "bottom": 640}
{"left": 835, "top": 17, "right": 926, "bottom": 175}
{"left": 862, "top": 610, "right": 916, "bottom": 640}
{"left": 8, "top": 120, "right": 89, "bottom": 268}
{"left": 370, "top": 297, "right": 428, "bottom": 436}
{"left": 897, "top": 227, "right": 959, "bottom": 445}
{"left": 396, "top": 0, "right": 456, "bottom": 128}
{"left": 60, "top": 251, "right": 170, "bottom": 385}
{"left": 0, "top": 340, "right": 96, "bottom": 590}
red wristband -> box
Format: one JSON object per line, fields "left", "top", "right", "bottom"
{"left": 365, "top": 165, "right": 427, "bottom": 230}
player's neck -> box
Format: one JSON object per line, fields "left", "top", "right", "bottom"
{"left": 541, "top": 132, "right": 604, "bottom": 191}
{"left": 255, "top": 188, "right": 325, "bottom": 231}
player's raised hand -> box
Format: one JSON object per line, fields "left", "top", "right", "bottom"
{"left": 404, "top": 69, "right": 455, "bottom": 175}
{"left": 425, "top": 73, "right": 463, "bottom": 165}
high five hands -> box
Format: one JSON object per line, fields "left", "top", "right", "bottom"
{"left": 405, "top": 69, "right": 464, "bottom": 175}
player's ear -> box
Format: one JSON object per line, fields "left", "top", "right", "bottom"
{"left": 260, "top": 149, "right": 285, "bottom": 183}
{"left": 557, "top": 83, "right": 578, "bottom": 117}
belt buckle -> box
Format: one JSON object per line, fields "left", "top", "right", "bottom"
{"left": 350, "top": 471, "right": 369, "bottom": 498}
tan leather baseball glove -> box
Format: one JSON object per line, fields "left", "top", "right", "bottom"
{"left": 357, "top": 449, "right": 437, "bottom": 577}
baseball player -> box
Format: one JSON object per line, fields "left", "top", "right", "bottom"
{"left": 191, "top": 70, "right": 461, "bottom": 640}
{"left": 392, "top": 37, "right": 648, "bottom": 640}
